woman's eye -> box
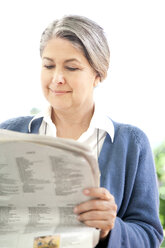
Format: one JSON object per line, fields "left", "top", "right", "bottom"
{"left": 66, "top": 67, "right": 78, "bottom": 71}
{"left": 44, "top": 65, "right": 54, "bottom": 69}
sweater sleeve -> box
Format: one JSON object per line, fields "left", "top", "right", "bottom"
{"left": 96, "top": 126, "right": 164, "bottom": 248}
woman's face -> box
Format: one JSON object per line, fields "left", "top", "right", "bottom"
{"left": 41, "top": 38, "right": 100, "bottom": 113}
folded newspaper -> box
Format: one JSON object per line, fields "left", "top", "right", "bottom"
{"left": 0, "top": 129, "right": 100, "bottom": 248}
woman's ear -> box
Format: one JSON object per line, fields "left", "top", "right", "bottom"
{"left": 93, "top": 74, "right": 101, "bottom": 87}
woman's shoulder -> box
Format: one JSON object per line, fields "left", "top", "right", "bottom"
{"left": 111, "top": 119, "right": 150, "bottom": 149}
{"left": 0, "top": 116, "right": 33, "bottom": 132}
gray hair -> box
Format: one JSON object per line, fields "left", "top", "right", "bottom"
{"left": 40, "top": 15, "right": 110, "bottom": 81}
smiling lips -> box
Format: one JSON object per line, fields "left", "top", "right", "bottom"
{"left": 49, "top": 89, "right": 72, "bottom": 95}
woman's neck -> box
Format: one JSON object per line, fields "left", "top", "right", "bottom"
{"left": 51, "top": 104, "right": 94, "bottom": 140}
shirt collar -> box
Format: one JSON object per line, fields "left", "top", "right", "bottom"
{"left": 28, "top": 104, "right": 114, "bottom": 142}
{"left": 28, "top": 106, "right": 50, "bottom": 133}
{"left": 89, "top": 103, "right": 114, "bottom": 142}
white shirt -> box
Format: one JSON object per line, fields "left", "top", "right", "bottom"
{"left": 29, "top": 104, "right": 114, "bottom": 159}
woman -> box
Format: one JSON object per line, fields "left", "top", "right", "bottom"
{"left": 0, "top": 15, "right": 163, "bottom": 247}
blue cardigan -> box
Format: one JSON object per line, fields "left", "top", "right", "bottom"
{"left": 0, "top": 116, "right": 163, "bottom": 247}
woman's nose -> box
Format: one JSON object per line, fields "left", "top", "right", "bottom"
{"left": 52, "top": 71, "right": 65, "bottom": 85}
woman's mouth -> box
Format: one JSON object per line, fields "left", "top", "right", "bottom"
{"left": 49, "top": 89, "right": 72, "bottom": 95}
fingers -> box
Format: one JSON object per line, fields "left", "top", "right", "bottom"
{"left": 83, "top": 219, "right": 115, "bottom": 232}
{"left": 74, "top": 187, "right": 116, "bottom": 214}
{"left": 74, "top": 198, "right": 115, "bottom": 214}
{"left": 77, "top": 209, "right": 116, "bottom": 238}
{"left": 83, "top": 187, "right": 112, "bottom": 200}
{"left": 77, "top": 210, "right": 116, "bottom": 221}
{"left": 73, "top": 187, "right": 117, "bottom": 239}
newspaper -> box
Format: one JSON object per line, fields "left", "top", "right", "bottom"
{"left": 0, "top": 129, "right": 100, "bottom": 248}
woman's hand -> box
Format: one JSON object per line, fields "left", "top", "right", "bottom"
{"left": 74, "top": 187, "right": 117, "bottom": 239}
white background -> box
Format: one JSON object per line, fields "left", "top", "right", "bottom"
{"left": 0, "top": 0, "right": 164, "bottom": 148}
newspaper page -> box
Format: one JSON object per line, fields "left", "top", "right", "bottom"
{"left": 0, "top": 129, "right": 100, "bottom": 248}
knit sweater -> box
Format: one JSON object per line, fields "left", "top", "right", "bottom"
{"left": 0, "top": 116, "right": 163, "bottom": 248}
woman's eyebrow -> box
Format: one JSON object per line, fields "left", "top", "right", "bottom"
{"left": 42, "top": 57, "right": 54, "bottom": 62}
{"left": 42, "top": 57, "right": 81, "bottom": 64}
{"left": 65, "top": 58, "right": 81, "bottom": 64}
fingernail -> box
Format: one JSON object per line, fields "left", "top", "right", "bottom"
{"left": 84, "top": 189, "right": 90, "bottom": 195}
{"left": 74, "top": 207, "right": 78, "bottom": 213}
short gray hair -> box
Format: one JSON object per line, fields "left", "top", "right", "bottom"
{"left": 40, "top": 15, "right": 110, "bottom": 81}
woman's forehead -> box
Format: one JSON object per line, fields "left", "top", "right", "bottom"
{"left": 42, "top": 38, "right": 88, "bottom": 64}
